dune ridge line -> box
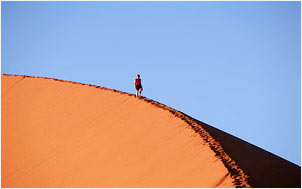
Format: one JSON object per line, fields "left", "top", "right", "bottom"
{"left": 2, "top": 74, "right": 250, "bottom": 187}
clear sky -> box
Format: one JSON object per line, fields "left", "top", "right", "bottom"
{"left": 2, "top": 1, "right": 301, "bottom": 165}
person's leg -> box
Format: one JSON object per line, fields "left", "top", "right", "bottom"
{"left": 139, "top": 88, "right": 142, "bottom": 97}
{"left": 136, "top": 90, "right": 138, "bottom": 97}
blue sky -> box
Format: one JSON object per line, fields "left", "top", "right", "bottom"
{"left": 2, "top": 1, "right": 301, "bottom": 165}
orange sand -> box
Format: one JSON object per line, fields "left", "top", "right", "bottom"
{"left": 1, "top": 75, "right": 300, "bottom": 188}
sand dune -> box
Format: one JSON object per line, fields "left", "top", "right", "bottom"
{"left": 1, "top": 74, "right": 300, "bottom": 188}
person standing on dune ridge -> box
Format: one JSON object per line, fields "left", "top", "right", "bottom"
{"left": 135, "top": 74, "right": 143, "bottom": 97}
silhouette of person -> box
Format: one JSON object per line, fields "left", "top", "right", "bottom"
{"left": 135, "top": 74, "right": 143, "bottom": 97}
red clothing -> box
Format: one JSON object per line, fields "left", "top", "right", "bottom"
{"left": 135, "top": 78, "right": 141, "bottom": 86}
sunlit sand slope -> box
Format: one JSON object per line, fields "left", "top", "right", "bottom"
{"left": 1, "top": 74, "right": 300, "bottom": 188}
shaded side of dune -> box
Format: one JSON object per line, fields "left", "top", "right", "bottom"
{"left": 195, "top": 122, "right": 301, "bottom": 188}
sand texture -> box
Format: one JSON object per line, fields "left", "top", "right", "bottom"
{"left": 2, "top": 74, "right": 300, "bottom": 188}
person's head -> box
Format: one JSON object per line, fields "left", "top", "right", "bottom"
{"left": 137, "top": 74, "right": 140, "bottom": 78}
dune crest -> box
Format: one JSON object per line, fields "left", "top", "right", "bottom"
{"left": 2, "top": 74, "right": 300, "bottom": 188}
